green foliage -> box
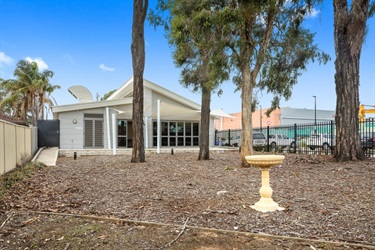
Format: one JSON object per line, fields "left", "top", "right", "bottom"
{"left": 368, "top": 1, "right": 375, "bottom": 18}
{"left": 151, "top": 1, "right": 329, "bottom": 156}
{"left": 0, "top": 60, "right": 60, "bottom": 124}
{"left": 153, "top": 0, "right": 231, "bottom": 93}
{"left": 100, "top": 89, "right": 116, "bottom": 101}
{"left": 259, "top": 26, "right": 330, "bottom": 112}
{"left": 215, "top": 0, "right": 329, "bottom": 114}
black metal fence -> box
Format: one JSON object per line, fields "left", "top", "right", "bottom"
{"left": 215, "top": 118, "right": 375, "bottom": 157}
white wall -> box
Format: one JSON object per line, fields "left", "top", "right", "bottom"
{"left": 58, "top": 112, "right": 84, "bottom": 149}
{"left": 144, "top": 88, "right": 153, "bottom": 148}
{"left": 56, "top": 86, "right": 215, "bottom": 149}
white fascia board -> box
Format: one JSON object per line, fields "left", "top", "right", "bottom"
{"left": 104, "top": 76, "right": 201, "bottom": 110}
{"left": 53, "top": 98, "right": 133, "bottom": 113}
{"left": 106, "top": 76, "right": 133, "bottom": 100}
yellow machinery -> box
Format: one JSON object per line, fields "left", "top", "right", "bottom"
{"left": 359, "top": 104, "right": 375, "bottom": 122}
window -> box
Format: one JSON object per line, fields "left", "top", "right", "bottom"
{"left": 117, "top": 120, "right": 127, "bottom": 147}
{"left": 153, "top": 121, "right": 199, "bottom": 146}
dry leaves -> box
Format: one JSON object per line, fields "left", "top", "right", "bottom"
{"left": 1, "top": 152, "right": 375, "bottom": 247}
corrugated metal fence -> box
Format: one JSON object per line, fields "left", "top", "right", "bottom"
{"left": 0, "top": 120, "right": 38, "bottom": 174}
{"left": 215, "top": 118, "right": 375, "bottom": 157}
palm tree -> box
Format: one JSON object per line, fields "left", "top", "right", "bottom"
{"left": 0, "top": 78, "right": 29, "bottom": 121}
{"left": 0, "top": 60, "right": 60, "bottom": 125}
{"left": 13, "top": 60, "right": 40, "bottom": 124}
{"left": 35, "top": 69, "right": 60, "bottom": 120}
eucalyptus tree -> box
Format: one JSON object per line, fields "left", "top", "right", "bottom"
{"left": 333, "top": 0, "right": 374, "bottom": 161}
{"left": 131, "top": 0, "right": 148, "bottom": 163}
{"left": 223, "top": 0, "right": 330, "bottom": 166}
{"left": 166, "top": 0, "right": 231, "bottom": 160}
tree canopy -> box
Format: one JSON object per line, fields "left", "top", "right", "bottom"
{"left": 0, "top": 60, "right": 60, "bottom": 125}
{"left": 150, "top": 0, "right": 329, "bottom": 165}
{"left": 163, "top": 0, "right": 231, "bottom": 159}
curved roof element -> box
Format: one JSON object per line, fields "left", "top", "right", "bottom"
{"left": 68, "top": 85, "right": 94, "bottom": 103}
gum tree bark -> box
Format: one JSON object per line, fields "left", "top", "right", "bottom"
{"left": 198, "top": 84, "right": 212, "bottom": 160}
{"left": 333, "top": 0, "right": 370, "bottom": 161}
{"left": 131, "top": 0, "right": 148, "bottom": 163}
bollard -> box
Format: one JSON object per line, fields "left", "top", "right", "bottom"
{"left": 171, "top": 148, "right": 174, "bottom": 155}
{"left": 74, "top": 152, "right": 77, "bottom": 160}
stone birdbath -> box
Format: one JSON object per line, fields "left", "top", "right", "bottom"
{"left": 245, "top": 155, "right": 285, "bottom": 212}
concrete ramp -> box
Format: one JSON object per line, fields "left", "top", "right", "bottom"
{"left": 33, "top": 147, "right": 58, "bottom": 167}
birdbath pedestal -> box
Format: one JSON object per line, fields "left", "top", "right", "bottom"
{"left": 245, "top": 155, "right": 285, "bottom": 212}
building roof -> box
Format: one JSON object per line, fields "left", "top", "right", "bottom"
{"left": 107, "top": 76, "right": 201, "bottom": 111}
{"left": 53, "top": 77, "right": 236, "bottom": 119}
{"left": 52, "top": 98, "right": 132, "bottom": 113}
{"left": 53, "top": 77, "right": 202, "bottom": 114}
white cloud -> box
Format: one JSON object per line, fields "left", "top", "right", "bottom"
{"left": 306, "top": 7, "right": 320, "bottom": 18}
{"left": 99, "top": 63, "right": 115, "bottom": 72}
{"left": 0, "top": 51, "right": 14, "bottom": 65}
{"left": 25, "top": 57, "right": 49, "bottom": 71}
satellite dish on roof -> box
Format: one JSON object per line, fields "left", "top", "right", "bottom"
{"left": 68, "top": 85, "right": 94, "bottom": 103}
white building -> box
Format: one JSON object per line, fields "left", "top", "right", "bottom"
{"left": 52, "top": 77, "right": 221, "bottom": 150}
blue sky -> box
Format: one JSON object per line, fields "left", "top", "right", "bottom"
{"left": 0, "top": 0, "right": 374, "bottom": 115}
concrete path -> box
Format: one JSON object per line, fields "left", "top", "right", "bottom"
{"left": 33, "top": 147, "right": 59, "bottom": 167}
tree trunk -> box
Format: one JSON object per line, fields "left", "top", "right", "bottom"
{"left": 31, "top": 93, "right": 37, "bottom": 126}
{"left": 198, "top": 85, "right": 211, "bottom": 160}
{"left": 131, "top": 0, "right": 148, "bottom": 163}
{"left": 333, "top": 0, "right": 368, "bottom": 161}
{"left": 38, "top": 92, "right": 44, "bottom": 120}
{"left": 240, "top": 60, "right": 254, "bottom": 167}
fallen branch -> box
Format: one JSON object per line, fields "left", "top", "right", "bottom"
{"left": 12, "top": 210, "right": 375, "bottom": 250}
{"left": 0, "top": 211, "right": 14, "bottom": 229}
{"left": 161, "top": 217, "right": 189, "bottom": 249}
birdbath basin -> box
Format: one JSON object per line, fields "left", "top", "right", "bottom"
{"left": 245, "top": 155, "right": 285, "bottom": 212}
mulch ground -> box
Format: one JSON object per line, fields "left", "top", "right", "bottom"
{"left": 1, "top": 151, "right": 374, "bottom": 249}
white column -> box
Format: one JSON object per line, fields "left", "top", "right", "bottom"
{"left": 157, "top": 99, "right": 160, "bottom": 154}
{"left": 144, "top": 116, "right": 148, "bottom": 149}
{"left": 112, "top": 113, "right": 117, "bottom": 155}
{"left": 106, "top": 107, "right": 111, "bottom": 149}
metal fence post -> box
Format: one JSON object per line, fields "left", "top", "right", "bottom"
{"left": 266, "top": 126, "right": 270, "bottom": 152}
{"left": 215, "top": 129, "right": 217, "bottom": 146}
{"left": 294, "top": 123, "right": 297, "bottom": 153}
{"left": 228, "top": 129, "right": 231, "bottom": 146}
{"left": 330, "top": 120, "right": 334, "bottom": 153}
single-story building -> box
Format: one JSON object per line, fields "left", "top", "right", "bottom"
{"left": 53, "top": 77, "right": 225, "bottom": 151}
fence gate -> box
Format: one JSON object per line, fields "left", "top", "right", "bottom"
{"left": 37, "top": 120, "right": 60, "bottom": 147}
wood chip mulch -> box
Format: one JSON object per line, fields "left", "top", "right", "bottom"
{"left": 1, "top": 152, "right": 374, "bottom": 247}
